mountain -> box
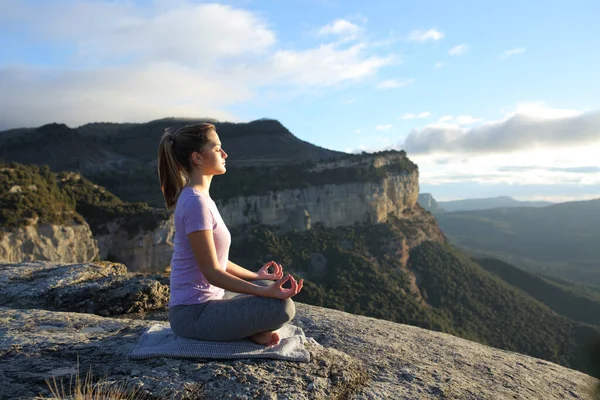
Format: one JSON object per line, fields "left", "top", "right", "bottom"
{"left": 435, "top": 199, "right": 600, "bottom": 285}
{"left": 230, "top": 225, "right": 600, "bottom": 374}
{"left": 477, "top": 257, "right": 600, "bottom": 326}
{"left": 3, "top": 118, "right": 600, "bottom": 375}
{"left": 0, "top": 118, "right": 346, "bottom": 207}
{"left": 418, "top": 193, "right": 445, "bottom": 213}
{"left": 436, "top": 195, "right": 553, "bottom": 212}
{"left": 0, "top": 118, "right": 344, "bottom": 171}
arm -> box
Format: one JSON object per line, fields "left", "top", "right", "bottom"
{"left": 188, "top": 230, "right": 303, "bottom": 300}
{"left": 226, "top": 260, "right": 260, "bottom": 281}
{"left": 188, "top": 230, "right": 266, "bottom": 296}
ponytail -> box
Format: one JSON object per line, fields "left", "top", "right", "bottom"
{"left": 157, "top": 123, "right": 215, "bottom": 209}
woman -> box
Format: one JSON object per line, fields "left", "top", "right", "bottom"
{"left": 157, "top": 122, "right": 303, "bottom": 346}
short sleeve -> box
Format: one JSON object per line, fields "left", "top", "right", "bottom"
{"left": 182, "top": 196, "right": 215, "bottom": 235}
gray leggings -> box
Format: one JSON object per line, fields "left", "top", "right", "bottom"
{"left": 169, "top": 280, "right": 296, "bottom": 341}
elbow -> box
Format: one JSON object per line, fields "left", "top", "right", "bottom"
{"left": 201, "top": 266, "right": 221, "bottom": 286}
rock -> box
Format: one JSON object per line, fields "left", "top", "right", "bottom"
{"left": 95, "top": 217, "right": 175, "bottom": 273}
{"left": 0, "top": 307, "right": 367, "bottom": 400}
{"left": 418, "top": 193, "right": 444, "bottom": 213}
{"left": 0, "top": 222, "right": 98, "bottom": 264}
{"left": 293, "top": 306, "right": 598, "bottom": 399}
{"left": 0, "top": 261, "right": 596, "bottom": 399}
{"left": 0, "top": 261, "right": 169, "bottom": 316}
{"left": 218, "top": 170, "right": 420, "bottom": 229}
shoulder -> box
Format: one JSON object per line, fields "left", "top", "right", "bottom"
{"left": 180, "top": 190, "right": 214, "bottom": 214}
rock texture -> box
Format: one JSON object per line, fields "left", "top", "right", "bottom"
{"left": 418, "top": 193, "right": 444, "bottom": 213}
{"left": 218, "top": 172, "right": 419, "bottom": 231}
{"left": 0, "top": 261, "right": 169, "bottom": 316}
{"left": 95, "top": 218, "right": 175, "bottom": 273}
{"left": 0, "top": 221, "right": 98, "bottom": 263}
{"left": 0, "top": 261, "right": 598, "bottom": 399}
{"left": 0, "top": 307, "right": 365, "bottom": 400}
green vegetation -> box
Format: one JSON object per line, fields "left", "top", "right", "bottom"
{"left": 435, "top": 201, "right": 600, "bottom": 285}
{"left": 477, "top": 257, "right": 600, "bottom": 326}
{"left": 57, "top": 171, "right": 170, "bottom": 237}
{"left": 231, "top": 222, "right": 599, "bottom": 375}
{"left": 410, "top": 242, "right": 598, "bottom": 373}
{"left": 0, "top": 162, "right": 84, "bottom": 231}
{"left": 0, "top": 162, "right": 169, "bottom": 238}
{"left": 231, "top": 218, "right": 450, "bottom": 330}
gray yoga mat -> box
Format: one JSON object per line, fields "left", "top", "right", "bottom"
{"left": 129, "top": 323, "right": 319, "bottom": 362}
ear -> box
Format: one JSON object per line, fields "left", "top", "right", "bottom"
{"left": 192, "top": 151, "right": 203, "bottom": 165}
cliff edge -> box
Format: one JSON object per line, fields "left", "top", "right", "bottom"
{"left": 0, "top": 261, "right": 597, "bottom": 399}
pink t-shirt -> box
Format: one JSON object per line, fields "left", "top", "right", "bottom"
{"left": 169, "top": 187, "right": 231, "bottom": 307}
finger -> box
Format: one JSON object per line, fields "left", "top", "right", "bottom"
{"left": 296, "top": 279, "right": 304, "bottom": 294}
{"left": 288, "top": 276, "right": 298, "bottom": 292}
{"left": 265, "top": 261, "right": 276, "bottom": 273}
{"left": 260, "top": 262, "right": 271, "bottom": 272}
{"left": 276, "top": 274, "right": 291, "bottom": 288}
{"left": 274, "top": 263, "right": 282, "bottom": 275}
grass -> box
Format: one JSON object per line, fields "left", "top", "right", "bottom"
{"left": 37, "top": 360, "right": 148, "bottom": 400}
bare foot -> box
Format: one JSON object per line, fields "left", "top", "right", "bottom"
{"left": 249, "top": 331, "right": 280, "bottom": 346}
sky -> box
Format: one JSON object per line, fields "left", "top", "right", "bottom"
{"left": 1, "top": 0, "right": 599, "bottom": 202}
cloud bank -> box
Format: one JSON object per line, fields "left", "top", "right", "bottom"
{"left": 403, "top": 107, "right": 600, "bottom": 155}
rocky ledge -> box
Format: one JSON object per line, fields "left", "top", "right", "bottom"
{"left": 0, "top": 262, "right": 597, "bottom": 399}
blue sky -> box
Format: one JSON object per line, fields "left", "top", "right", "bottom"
{"left": 1, "top": 0, "right": 599, "bottom": 201}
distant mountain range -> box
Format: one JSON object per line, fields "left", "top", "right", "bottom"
{"left": 418, "top": 193, "right": 553, "bottom": 212}
{"left": 434, "top": 198, "right": 600, "bottom": 286}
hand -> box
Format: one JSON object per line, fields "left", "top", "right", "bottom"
{"left": 256, "top": 261, "right": 284, "bottom": 281}
{"left": 262, "top": 274, "right": 304, "bottom": 300}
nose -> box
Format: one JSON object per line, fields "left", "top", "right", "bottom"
{"left": 222, "top": 149, "right": 228, "bottom": 159}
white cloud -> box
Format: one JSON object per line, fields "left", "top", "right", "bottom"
{"left": 407, "top": 29, "right": 444, "bottom": 42}
{"left": 402, "top": 104, "right": 600, "bottom": 155}
{"left": 376, "top": 124, "right": 393, "bottom": 131}
{"left": 449, "top": 44, "right": 469, "bottom": 56}
{"left": 271, "top": 43, "right": 393, "bottom": 87}
{"left": 506, "top": 102, "right": 581, "bottom": 120}
{"left": 0, "top": 1, "right": 394, "bottom": 128}
{"left": 398, "top": 112, "right": 431, "bottom": 120}
{"left": 437, "top": 115, "right": 482, "bottom": 125}
{"left": 354, "top": 128, "right": 361, "bottom": 134}
{"left": 376, "top": 78, "right": 414, "bottom": 89}
{"left": 3, "top": 2, "right": 276, "bottom": 64}
{"left": 433, "top": 62, "right": 444, "bottom": 69}
{"left": 501, "top": 47, "right": 526, "bottom": 59}
{"left": 0, "top": 62, "right": 245, "bottom": 128}
{"left": 342, "top": 98, "right": 357, "bottom": 104}
{"left": 413, "top": 144, "right": 600, "bottom": 190}
{"left": 319, "top": 19, "right": 361, "bottom": 37}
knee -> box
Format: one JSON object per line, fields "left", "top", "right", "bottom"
{"left": 277, "top": 298, "right": 296, "bottom": 324}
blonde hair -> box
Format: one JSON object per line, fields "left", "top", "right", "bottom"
{"left": 157, "top": 122, "right": 215, "bottom": 209}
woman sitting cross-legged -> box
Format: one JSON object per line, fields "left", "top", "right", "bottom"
{"left": 157, "top": 122, "right": 303, "bottom": 346}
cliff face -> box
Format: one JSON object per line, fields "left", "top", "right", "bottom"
{"left": 418, "top": 193, "right": 444, "bottom": 213}
{"left": 95, "top": 217, "right": 175, "bottom": 273}
{"left": 0, "top": 219, "right": 98, "bottom": 263}
{"left": 91, "top": 170, "right": 419, "bottom": 272}
{"left": 218, "top": 171, "right": 419, "bottom": 231}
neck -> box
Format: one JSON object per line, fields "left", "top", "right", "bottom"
{"left": 186, "top": 172, "right": 213, "bottom": 195}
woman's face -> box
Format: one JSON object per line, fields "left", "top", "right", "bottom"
{"left": 197, "top": 131, "right": 228, "bottom": 175}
